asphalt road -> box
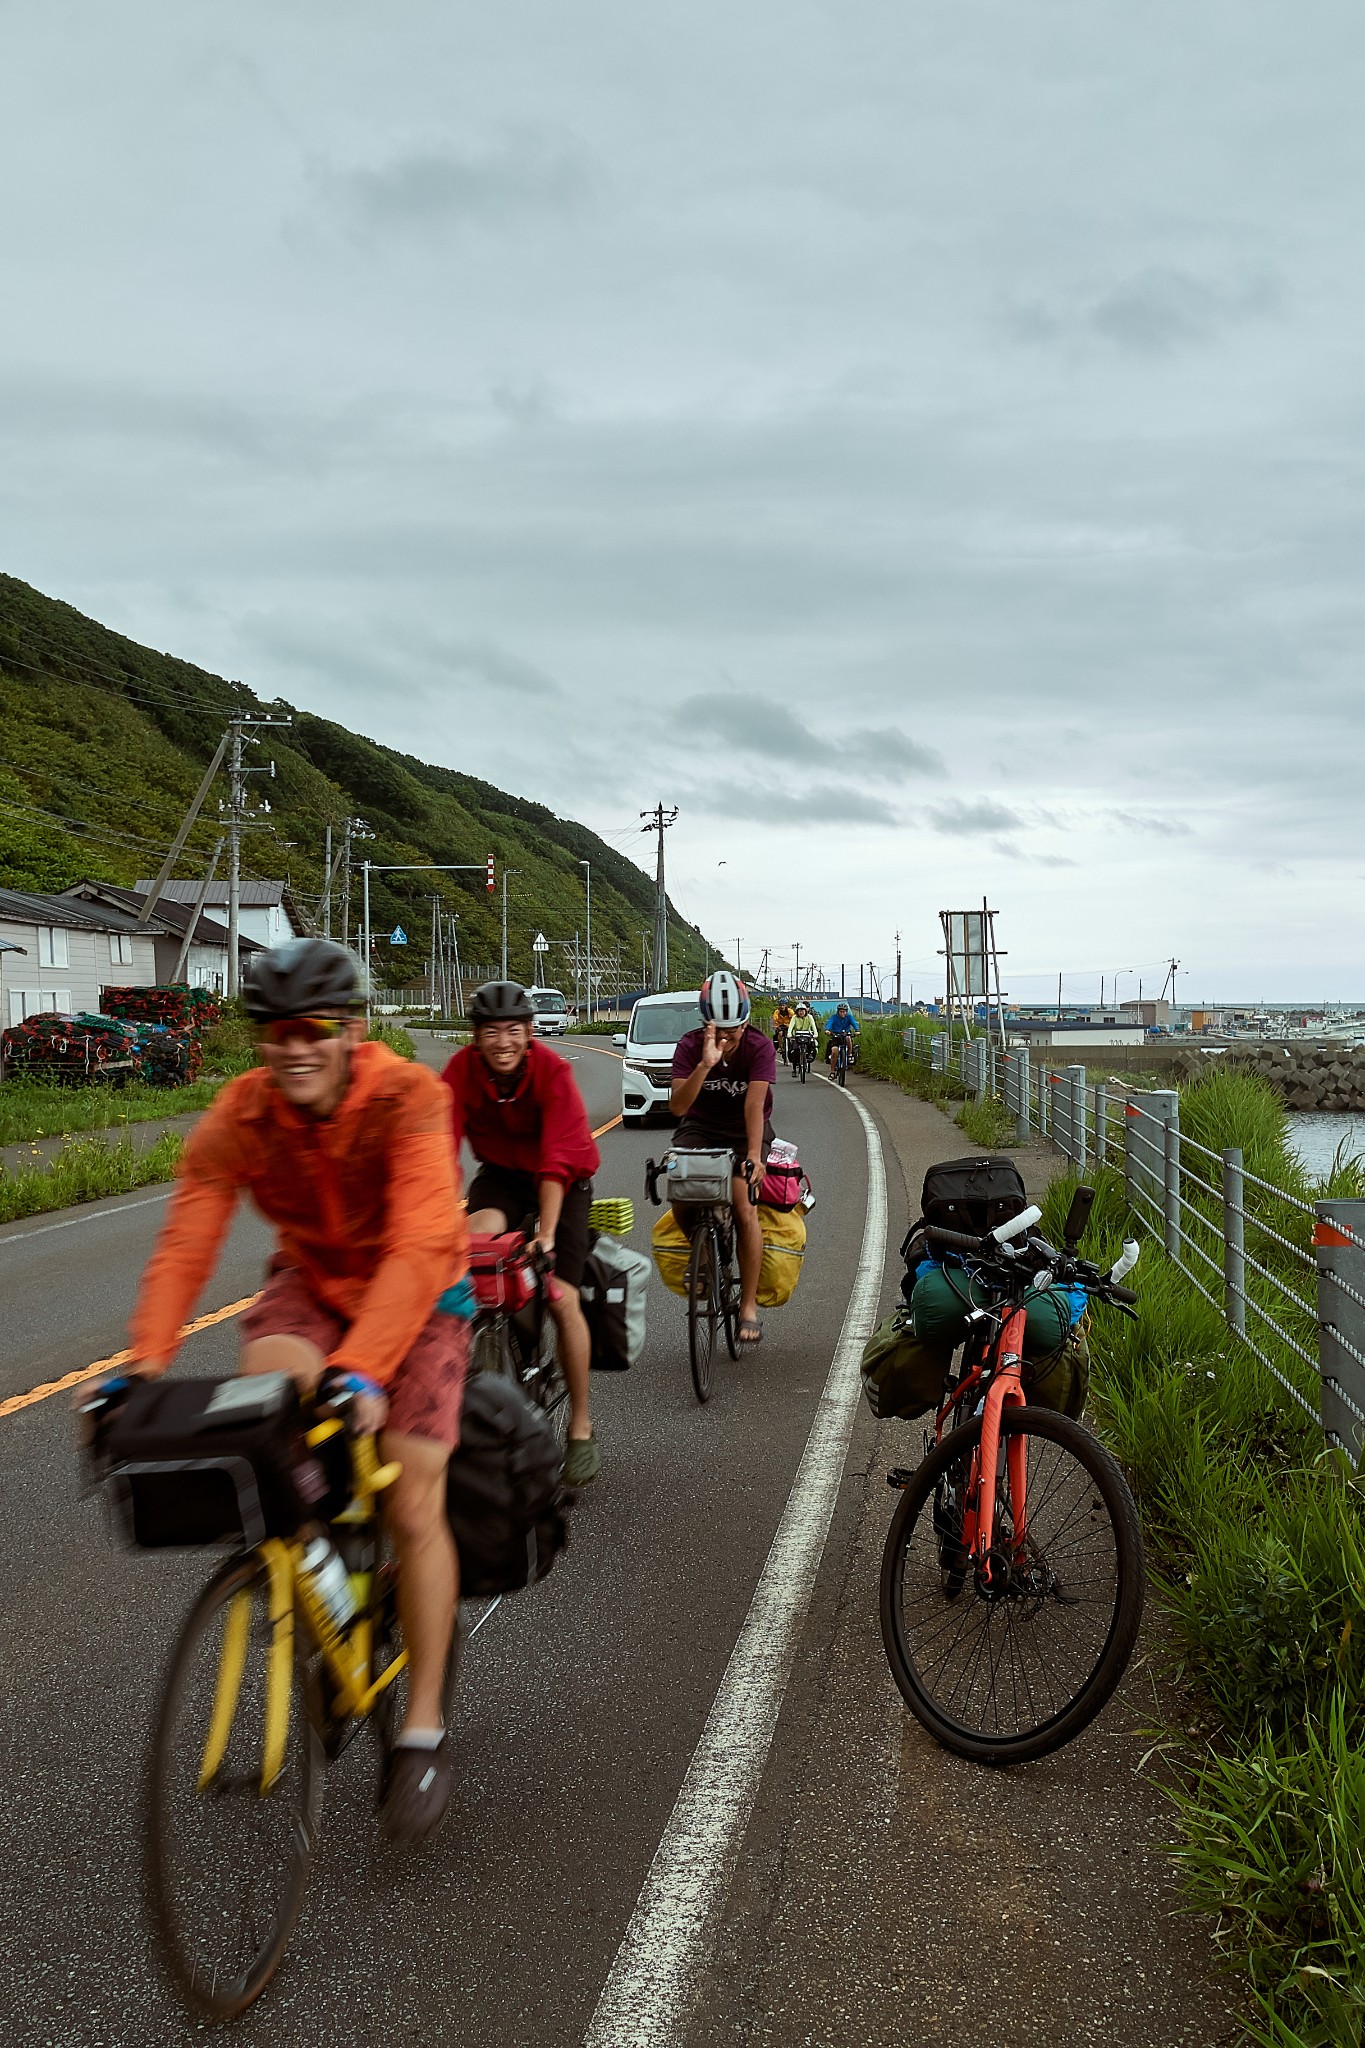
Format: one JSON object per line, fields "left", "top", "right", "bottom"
{"left": 0, "top": 1037, "right": 896, "bottom": 2047}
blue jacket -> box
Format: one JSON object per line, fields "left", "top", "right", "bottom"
{"left": 826, "top": 1012, "right": 859, "bottom": 1037}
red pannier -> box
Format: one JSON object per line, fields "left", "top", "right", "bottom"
{"left": 759, "top": 1158, "right": 813, "bottom": 1212}
{"left": 467, "top": 1232, "right": 538, "bottom": 1313}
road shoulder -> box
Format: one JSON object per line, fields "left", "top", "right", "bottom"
{"left": 684, "top": 1076, "right": 1238, "bottom": 2048}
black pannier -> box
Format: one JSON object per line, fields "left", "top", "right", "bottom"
{"left": 445, "top": 1372, "right": 568, "bottom": 1598}
{"left": 101, "top": 1372, "right": 320, "bottom": 1549}
{"left": 919, "top": 1155, "right": 1028, "bottom": 1235}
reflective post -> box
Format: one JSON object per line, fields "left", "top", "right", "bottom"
{"left": 1223, "top": 1148, "right": 1246, "bottom": 1339}
{"left": 1315, "top": 1199, "right": 1365, "bottom": 1463}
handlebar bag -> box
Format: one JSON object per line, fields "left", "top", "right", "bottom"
{"left": 445, "top": 1371, "right": 568, "bottom": 1596}
{"left": 100, "top": 1372, "right": 319, "bottom": 1548}
{"left": 579, "top": 1232, "right": 652, "bottom": 1371}
{"left": 919, "top": 1155, "right": 1027, "bottom": 1234}
{"left": 665, "top": 1148, "right": 735, "bottom": 1207}
{"left": 468, "top": 1232, "right": 537, "bottom": 1313}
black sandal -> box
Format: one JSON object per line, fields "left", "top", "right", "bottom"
{"left": 737, "top": 1319, "right": 764, "bottom": 1346}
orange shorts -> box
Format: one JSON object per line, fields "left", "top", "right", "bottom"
{"left": 240, "top": 1262, "right": 471, "bottom": 1449}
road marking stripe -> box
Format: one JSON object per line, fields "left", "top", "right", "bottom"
{"left": 4, "top": 1111, "right": 626, "bottom": 1423}
{"left": 0, "top": 1187, "right": 174, "bottom": 1245}
{"left": 0, "top": 1295, "right": 262, "bottom": 1421}
{"left": 584, "top": 1076, "right": 888, "bottom": 2048}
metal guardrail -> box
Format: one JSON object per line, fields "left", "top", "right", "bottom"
{"left": 896, "top": 1026, "right": 1365, "bottom": 1458}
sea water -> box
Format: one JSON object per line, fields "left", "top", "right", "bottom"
{"left": 1287, "top": 1113, "right": 1365, "bottom": 1180}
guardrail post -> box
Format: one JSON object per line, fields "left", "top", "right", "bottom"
{"left": 1163, "top": 1101, "right": 1181, "bottom": 1257}
{"left": 986, "top": 1041, "right": 996, "bottom": 1103}
{"left": 1094, "top": 1080, "right": 1108, "bottom": 1168}
{"left": 1064, "top": 1064, "right": 1086, "bottom": 1172}
{"left": 1222, "top": 1148, "right": 1246, "bottom": 1339}
{"left": 1011, "top": 1048, "right": 1031, "bottom": 1143}
{"left": 930, "top": 1032, "right": 949, "bottom": 1074}
{"left": 1314, "top": 1199, "right": 1365, "bottom": 1462}
{"left": 1038, "top": 1066, "right": 1049, "bottom": 1140}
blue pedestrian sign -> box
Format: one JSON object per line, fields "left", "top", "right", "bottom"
{"left": 389, "top": 925, "right": 408, "bottom": 946}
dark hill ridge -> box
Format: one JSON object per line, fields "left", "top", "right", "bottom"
{"left": 0, "top": 572, "right": 720, "bottom": 994}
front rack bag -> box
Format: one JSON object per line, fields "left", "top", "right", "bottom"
{"left": 100, "top": 1372, "right": 316, "bottom": 1549}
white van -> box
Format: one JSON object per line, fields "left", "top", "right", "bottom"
{"left": 614, "top": 990, "right": 700, "bottom": 1123}
{"left": 528, "top": 986, "right": 573, "bottom": 1037}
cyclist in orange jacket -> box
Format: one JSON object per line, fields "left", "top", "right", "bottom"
{"left": 118, "top": 940, "right": 469, "bottom": 1845}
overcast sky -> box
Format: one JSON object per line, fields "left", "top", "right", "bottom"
{"left": 2, "top": 2, "right": 1362, "bottom": 1002}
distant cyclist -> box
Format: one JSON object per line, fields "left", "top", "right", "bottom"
{"left": 440, "top": 981, "right": 601, "bottom": 1487}
{"left": 671, "top": 972, "right": 774, "bottom": 1347}
{"left": 770, "top": 997, "right": 795, "bottom": 1063}
{"left": 120, "top": 939, "right": 469, "bottom": 1845}
{"left": 788, "top": 1002, "right": 819, "bottom": 1067}
{"left": 825, "top": 1001, "right": 861, "bottom": 1070}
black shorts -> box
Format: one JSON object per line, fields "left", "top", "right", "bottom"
{"left": 673, "top": 1118, "right": 774, "bottom": 1163}
{"left": 465, "top": 1166, "right": 594, "bottom": 1290}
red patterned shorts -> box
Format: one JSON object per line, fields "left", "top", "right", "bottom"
{"left": 240, "top": 1263, "right": 471, "bottom": 1449}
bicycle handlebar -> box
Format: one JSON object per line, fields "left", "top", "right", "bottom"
{"left": 922, "top": 1219, "right": 1140, "bottom": 1313}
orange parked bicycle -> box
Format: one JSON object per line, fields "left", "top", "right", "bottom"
{"left": 880, "top": 1187, "right": 1146, "bottom": 1764}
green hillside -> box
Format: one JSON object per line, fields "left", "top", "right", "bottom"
{"left": 0, "top": 574, "right": 722, "bottom": 999}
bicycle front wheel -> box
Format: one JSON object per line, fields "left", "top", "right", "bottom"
{"left": 880, "top": 1409, "right": 1144, "bottom": 1764}
{"left": 146, "top": 1550, "right": 324, "bottom": 2020}
{"left": 687, "top": 1223, "right": 719, "bottom": 1403}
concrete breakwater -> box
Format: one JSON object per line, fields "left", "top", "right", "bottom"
{"left": 1175, "top": 1042, "right": 1365, "bottom": 1113}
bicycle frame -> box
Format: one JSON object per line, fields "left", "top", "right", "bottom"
{"left": 202, "top": 1423, "right": 404, "bottom": 1793}
{"left": 935, "top": 1303, "right": 1030, "bottom": 1589}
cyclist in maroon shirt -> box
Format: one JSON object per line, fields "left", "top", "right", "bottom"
{"left": 670, "top": 971, "right": 774, "bottom": 1347}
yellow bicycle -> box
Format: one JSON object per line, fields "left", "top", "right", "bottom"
{"left": 87, "top": 1384, "right": 455, "bottom": 2022}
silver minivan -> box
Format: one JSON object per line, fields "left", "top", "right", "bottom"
{"left": 615, "top": 991, "right": 700, "bottom": 1123}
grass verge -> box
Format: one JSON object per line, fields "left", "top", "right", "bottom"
{"left": 1036, "top": 1074, "right": 1365, "bottom": 2044}
{"left": 0, "top": 1132, "right": 184, "bottom": 1225}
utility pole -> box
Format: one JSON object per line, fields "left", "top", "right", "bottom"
{"left": 640, "top": 802, "right": 677, "bottom": 991}
{"left": 895, "top": 930, "right": 902, "bottom": 1009}
{"left": 339, "top": 817, "right": 372, "bottom": 951}
{"left": 580, "top": 859, "right": 592, "bottom": 1023}
{"left": 793, "top": 941, "right": 801, "bottom": 996}
{"left": 170, "top": 837, "right": 225, "bottom": 986}
{"left": 500, "top": 868, "right": 521, "bottom": 981}
{"left": 224, "top": 714, "right": 290, "bottom": 998}
{"left": 323, "top": 824, "right": 332, "bottom": 937}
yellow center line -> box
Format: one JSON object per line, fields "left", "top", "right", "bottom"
{"left": 0, "top": 1295, "right": 261, "bottom": 1421}
{"left": 6, "top": 1105, "right": 629, "bottom": 1423}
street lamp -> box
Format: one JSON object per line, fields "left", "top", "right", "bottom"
{"left": 579, "top": 859, "right": 592, "bottom": 1024}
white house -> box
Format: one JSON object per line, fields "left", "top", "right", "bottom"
{"left": 135, "top": 880, "right": 307, "bottom": 952}
{"left": 59, "top": 881, "right": 263, "bottom": 995}
{"left": 0, "top": 890, "right": 161, "bottom": 1025}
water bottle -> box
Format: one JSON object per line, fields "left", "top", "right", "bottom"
{"left": 301, "top": 1535, "right": 356, "bottom": 1636}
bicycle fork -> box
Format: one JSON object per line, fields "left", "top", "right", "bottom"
{"left": 961, "top": 1306, "right": 1029, "bottom": 1589}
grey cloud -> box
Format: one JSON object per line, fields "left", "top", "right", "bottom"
{"left": 930, "top": 799, "right": 1026, "bottom": 836}
{"left": 319, "top": 128, "right": 598, "bottom": 241}
{"left": 1108, "top": 809, "right": 1195, "bottom": 837}
{"left": 1008, "top": 266, "right": 1280, "bottom": 356}
{"left": 675, "top": 774, "right": 900, "bottom": 827}
{"left": 673, "top": 693, "right": 942, "bottom": 782}
{"left": 237, "top": 614, "right": 561, "bottom": 702}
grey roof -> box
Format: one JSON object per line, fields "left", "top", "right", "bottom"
{"left": 0, "top": 887, "right": 156, "bottom": 936}
{"left": 138, "top": 880, "right": 286, "bottom": 908}
{"left": 59, "top": 882, "right": 263, "bottom": 953}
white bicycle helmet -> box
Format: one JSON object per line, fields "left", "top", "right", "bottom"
{"left": 699, "top": 970, "right": 750, "bottom": 1025}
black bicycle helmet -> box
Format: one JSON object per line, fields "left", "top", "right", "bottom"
{"left": 468, "top": 980, "right": 534, "bottom": 1025}
{"left": 243, "top": 938, "right": 363, "bottom": 1020}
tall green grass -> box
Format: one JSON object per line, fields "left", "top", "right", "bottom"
{"left": 0, "top": 1132, "right": 183, "bottom": 1223}
{"left": 0, "top": 1076, "right": 221, "bottom": 1146}
{"left": 1039, "top": 1081, "right": 1365, "bottom": 2044}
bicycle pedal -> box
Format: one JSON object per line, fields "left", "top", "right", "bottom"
{"left": 886, "top": 1467, "right": 914, "bottom": 1490}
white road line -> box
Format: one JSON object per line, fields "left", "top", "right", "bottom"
{"left": 0, "top": 1187, "right": 173, "bottom": 1245}
{"left": 584, "top": 1079, "right": 888, "bottom": 2048}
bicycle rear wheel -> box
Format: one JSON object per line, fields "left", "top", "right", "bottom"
{"left": 146, "top": 1550, "right": 324, "bottom": 2020}
{"left": 880, "top": 1409, "right": 1144, "bottom": 1764}
{"left": 687, "top": 1222, "right": 719, "bottom": 1403}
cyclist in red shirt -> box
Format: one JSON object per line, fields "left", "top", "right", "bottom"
{"left": 441, "top": 981, "right": 602, "bottom": 1486}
